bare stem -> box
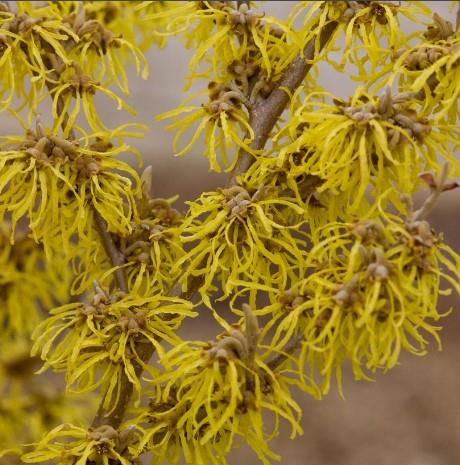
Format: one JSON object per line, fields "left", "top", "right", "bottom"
{"left": 229, "top": 20, "right": 338, "bottom": 184}
{"left": 266, "top": 334, "right": 304, "bottom": 370}
{"left": 92, "top": 208, "right": 128, "bottom": 293}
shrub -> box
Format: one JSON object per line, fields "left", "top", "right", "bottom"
{"left": 0, "top": 2, "right": 459, "bottom": 464}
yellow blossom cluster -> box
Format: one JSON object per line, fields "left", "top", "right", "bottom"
{"left": 22, "top": 423, "right": 137, "bottom": 465}
{"left": 157, "top": 83, "right": 255, "bottom": 172}
{"left": 130, "top": 305, "right": 305, "bottom": 465}
{"left": 0, "top": 3, "right": 459, "bottom": 465}
{"left": 156, "top": 1, "right": 304, "bottom": 171}
{"left": 259, "top": 213, "right": 460, "bottom": 394}
{"left": 71, "top": 169, "right": 185, "bottom": 296}
{"left": 176, "top": 184, "right": 308, "bottom": 306}
{"left": 291, "top": 1, "right": 432, "bottom": 78}
{"left": 31, "top": 285, "right": 195, "bottom": 411}
{"left": 269, "top": 86, "right": 460, "bottom": 215}
{"left": 0, "top": 122, "right": 140, "bottom": 255}
{"left": 390, "top": 13, "right": 460, "bottom": 123}
{"left": 122, "top": 194, "right": 185, "bottom": 295}
{"left": 147, "top": 1, "right": 300, "bottom": 81}
{"left": 0, "top": 1, "right": 165, "bottom": 132}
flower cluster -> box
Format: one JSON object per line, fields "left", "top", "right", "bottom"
{"left": 0, "top": 1, "right": 164, "bottom": 132}
{"left": 57, "top": 0, "right": 173, "bottom": 51}
{"left": 131, "top": 305, "right": 302, "bottom": 465}
{"left": 291, "top": 1, "right": 431, "bottom": 78}
{"left": 157, "top": 82, "right": 255, "bottom": 172}
{"left": 0, "top": 122, "right": 140, "bottom": 255}
{"left": 71, "top": 167, "right": 185, "bottom": 296}
{"left": 157, "top": 1, "right": 303, "bottom": 171}
{"left": 22, "top": 424, "right": 137, "bottom": 465}
{"left": 176, "top": 184, "right": 308, "bottom": 306}
{"left": 272, "top": 86, "right": 460, "bottom": 214}
{"left": 0, "top": 0, "right": 183, "bottom": 152}
{"left": 259, "top": 213, "right": 460, "bottom": 394}
{"left": 0, "top": 3, "right": 459, "bottom": 465}
{"left": 149, "top": 2, "right": 300, "bottom": 80}
{"left": 121, "top": 197, "right": 184, "bottom": 295}
{"left": 390, "top": 12, "right": 460, "bottom": 123}
{"left": 31, "top": 285, "right": 195, "bottom": 410}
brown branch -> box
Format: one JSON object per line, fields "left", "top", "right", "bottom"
{"left": 267, "top": 334, "right": 304, "bottom": 370}
{"left": 91, "top": 340, "right": 151, "bottom": 428}
{"left": 92, "top": 208, "right": 128, "bottom": 293}
{"left": 91, "top": 273, "right": 201, "bottom": 428}
{"left": 230, "top": 20, "right": 338, "bottom": 184}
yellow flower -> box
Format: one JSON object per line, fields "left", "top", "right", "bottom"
{"left": 0, "top": 123, "right": 141, "bottom": 255}
{"left": 22, "top": 423, "right": 138, "bottom": 465}
{"left": 71, "top": 184, "right": 185, "bottom": 296}
{"left": 240, "top": 153, "right": 329, "bottom": 230}
{"left": 31, "top": 285, "right": 195, "bottom": 410}
{"left": 145, "top": 1, "right": 298, "bottom": 82}
{"left": 132, "top": 305, "right": 302, "bottom": 465}
{"left": 291, "top": 1, "right": 431, "bottom": 79}
{"left": 158, "top": 83, "right": 255, "bottom": 172}
{"left": 275, "top": 87, "right": 460, "bottom": 214}
{"left": 176, "top": 185, "right": 308, "bottom": 307}
{"left": 45, "top": 1, "right": 148, "bottom": 94}
{"left": 50, "top": 62, "right": 135, "bottom": 136}
{"left": 262, "top": 214, "right": 460, "bottom": 395}
{"left": 56, "top": 1, "right": 172, "bottom": 50}
{"left": 123, "top": 197, "right": 185, "bottom": 295}
{"left": 0, "top": 2, "right": 79, "bottom": 113}
{"left": 391, "top": 33, "right": 460, "bottom": 123}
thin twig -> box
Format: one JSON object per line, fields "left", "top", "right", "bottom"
{"left": 267, "top": 334, "right": 304, "bottom": 370}
{"left": 92, "top": 208, "right": 128, "bottom": 293}
{"left": 411, "top": 163, "right": 450, "bottom": 222}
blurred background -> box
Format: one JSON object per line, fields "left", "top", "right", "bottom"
{"left": 4, "top": 1, "right": 460, "bottom": 464}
